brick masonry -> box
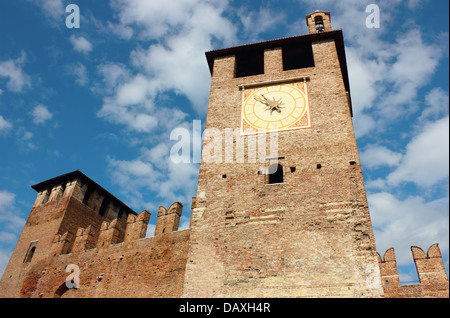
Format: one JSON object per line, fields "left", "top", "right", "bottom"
{"left": 0, "top": 11, "right": 447, "bottom": 298}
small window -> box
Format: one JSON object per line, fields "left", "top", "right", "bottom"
{"left": 82, "top": 186, "right": 93, "bottom": 205}
{"left": 24, "top": 241, "right": 38, "bottom": 263}
{"left": 99, "top": 198, "right": 110, "bottom": 217}
{"left": 282, "top": 41, "right": 315, "bottom": 71}
{"left": 268, "top": 164, "right": 284, "bottom": 184}
{"left": 290, "top": 167, "right": 296, "bottom": 173}
{"left": 235, "top": 49, "right": 264, "bottom": 78}
{"left": 317, "top": 164, "right": 322, "bottom": 169}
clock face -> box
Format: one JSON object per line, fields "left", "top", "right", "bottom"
{"left": 240, "top": 82, "right": 311, "bottom": 135}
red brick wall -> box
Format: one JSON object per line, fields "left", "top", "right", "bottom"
{"left": 182, "top": 36, "right": 384, "bottom": 297}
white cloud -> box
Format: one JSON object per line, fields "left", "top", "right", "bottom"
{"left": 0, "top": 231, "right": 17, "bottom": 243}
{"left": 96, "top": 63, "right": 131, "bottom": 94}
{"left": 0, "top": 190, "right": 26, "bottom": 232}
{"left": 365, "top": 178, "right": 387, "bottom": 190}
{"left": 0, "top": 115, "right": 13, "bottom": 134}
{"left": 67, "top": 62, "right": 88, "bottom": 86}
{"left": 237, "top": 6, "right": 286, "bottom": 41}
{"left": 300, "top": 2, "right": 445, "bottom": 138}
{"left": 369, "top": 192, "right": 449, "bottom": 266}
{"left": 352, "top": 113, "right": 376, "bottom": 138}
{"left": 29, "top": 0, "right": 64, "bottom": 20}
{"left": 69, "top": 35, "right": 93, "bottom": 54}
{"left": 387, "top": 115, "right": 449, "bottom": 188}
{"left": 32, "top": 104, "right": 53, "bottom": 124}
{"left": 349, "top": 28, "right": 443, "bottom": 136}
{"left": 378, "top": 30, "right": 441, "bottom": 117}
{"left": 0, "top": 52, "right": 30, "bottom": 93}
{"left": 0, "top": 190, "right": 15, "bottom": 212}
{"left": 360, "top": 145, "right": 403, "bottom": 169}
{"left": 346, "top": 47, "right": 386, "bottom": 117}
{"left": 420, "top": 88, "right": 449, "bottom": 122}
{"left": 0, "top": 189, "right": 21, "bottom": 278}
{"left": 110, "top": 0, "right": 235, "bottom": 41}
{"left": 108, "top": 138, "right": 199, "bottom": 212}
{"left": 98, "top": 0, "right": 237, "bottom": 128}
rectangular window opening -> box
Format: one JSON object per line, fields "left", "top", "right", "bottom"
{"left": 99, "top": 197, "right": 110, "bottom": 217}
{"left": 82, "top": 186, "right": 93, "bottom": 205}
{"left": 235, "top": 49, "right": 264, "bottom": 78}
{"left": 282, "top": 41, "right": 315, "bottom": 71}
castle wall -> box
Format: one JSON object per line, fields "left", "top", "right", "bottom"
{"left": 0, "top": 171, "right": 190, "bottom": 298}
{"left": 1, "top": 11, "right": 447, "bottom": 299}
{"left": 378, "top": 244, "right": 449, "bottom": 298}
{"left": 27, "top": 229, "right": 190, "bottom": 298}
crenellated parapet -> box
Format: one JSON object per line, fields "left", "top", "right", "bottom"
{"left": 378, "top": 244, "right": 449, "bottom": 298}
{"left": 72, "top": 225, "right": 98, "bottom": 253}
{"left": 48, "top": 204, "right": 184, "bottom": 256}
{"left": 97, "top": 219, "right": 123, "bottom": 248}
{"left": 377, "top": 248, "right": 401, "bottom": 289}
{"left": 155, "top": 202, "right": 183, "bottom": 236}
{"left": 50, "top": 232, "right": 72, "bottom": 257}
{"left": 124, "top": 210, "right": 151, "bottom": 242}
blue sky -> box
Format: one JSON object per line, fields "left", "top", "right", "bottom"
{"left": 0, "top": 0, "right": 448, "bottom": 285}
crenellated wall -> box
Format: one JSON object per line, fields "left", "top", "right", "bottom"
{"left": 1, "top": 169, "right": 448, "bottom": 298}
{"left": 30, "top": 212, "right": 190, "bottom": 298}
{"left": 378, "top": 244, "right": 449, "bottom": 298}
{"left": 0, "top": 170, "right": 191, "bottom": 298}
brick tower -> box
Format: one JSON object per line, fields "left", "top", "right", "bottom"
{"left": 0, "top": 170, "right": 137, "bottom": 297}
{"left": 182, "top": 11, "right": 385, "bottom": 297}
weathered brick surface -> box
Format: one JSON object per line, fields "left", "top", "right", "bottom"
{"left": 30, "top": 230, "right": 190, "bottom": 298}
{"left": 182, "top": 35, "right": 385, "bottom": 298}
{"left": 0, "top": 11, "right": 447, "bottom": 299}
{"left": 0, "top": 171, "right": 190, "bottom": 298}
{"left": 378, "top": 245, "right": 449, "bottom": 298}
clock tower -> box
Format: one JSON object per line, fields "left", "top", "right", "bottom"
{"left": 182, "top": 11, "right": 384, "bottom": 297}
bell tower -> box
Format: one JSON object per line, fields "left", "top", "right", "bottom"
{"left": 182, "top": 11, "right": 384, "bottom": 297}
{"left": 306, "top": 10, "right": 332, "bottom": 33}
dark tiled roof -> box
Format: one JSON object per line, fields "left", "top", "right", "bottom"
{"left": 31, "top": 170, "right": 137, "bottom": 215}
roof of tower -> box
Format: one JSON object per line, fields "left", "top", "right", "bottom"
{"left": 31, "top": 169, "right": 137, "bottom": 215}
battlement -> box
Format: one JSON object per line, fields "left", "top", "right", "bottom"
{"left": 378, "top": 244, "right": 449, "bottom": 298}
{"left": 1, "top": 9, "right": 448, "bottom": 298}
{"left": 50, "top": 205, "right": 184, "bottom": 257}
{"left": 0, "top": 171, "right": 191, "bottom": 298}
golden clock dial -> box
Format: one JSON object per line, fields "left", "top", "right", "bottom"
{"left": 241, "top": 83, "right": 309, "bottom": 133}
